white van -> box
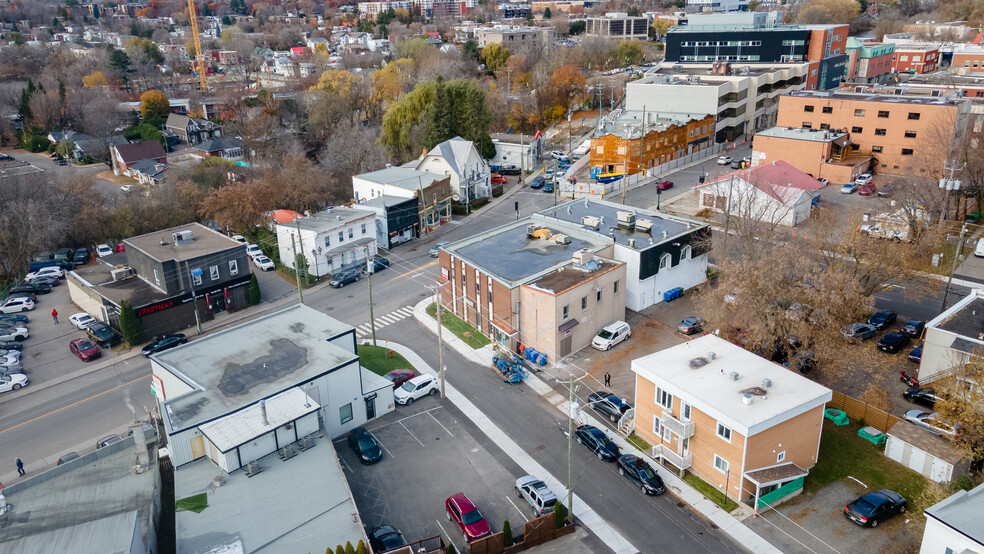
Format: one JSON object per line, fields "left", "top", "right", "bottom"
{"left": 592, "top": 321, "right": 631, "bottom": 351}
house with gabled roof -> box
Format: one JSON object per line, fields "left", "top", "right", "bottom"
{"left": 165, "top": 113, "right": 221, "bottom": 145}
{"left": 411, "top": 136, "right": 491, "bottom": 202}
{"left": 110, "top": 140, "right": 167, "bottom": 177}
{"left": 695, "top": 160, "right": 825, "bottom": 227}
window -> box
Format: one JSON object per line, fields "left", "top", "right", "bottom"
{"left": 653, "top": 415, "right": 662, "bottom": 436}
{"left": 854, "top": 109, "right": 865, "bottom": 117}
{"left": 209, "top": 265, "right": 220, "bottom": 281}
{"left": 613, "top": 280, "right": 619, "bottom": 295}
{"left": 339, "top": 403, "right": 353, "bottom": 424}
{"left": 877, "top": 110, "right": 889, "bottom": 118}
{"left": 596, "top": 289, "right": 602, "bottom": 302}
{"left": 193, "top": 273, "right": 202, "bottom": 286}
{"left": 324, "top": 236, "right": 330, "bottom": 247}
{"left": 681, "top": 245, "right": 691, "bottom": 260}
{"left": 874, "top": 128, "right": 886, "bottom": 136}
{"left": 229, "top": 260, "right": 238, "bottom": 276}
{"left": 802, "top": 122, "right": 813, "bottom": 129}
{"left": 904, "top": 130, "right": 917, "bottom": 138}
{"left": 902, "top": 148, "right": 914, "bottom": 156}
{"left": 681, "top": 402, "right": 691, "bottom": 422}
{"left": 821, "top": 106, "right": 832, "bottom": 114}
{"left": 348, "top": 228, "right": 354, "bottom": 239}
{"left": 338, "top": 231, "right": 344, "bottom": 243}
{"left": 655, "top": 387, "right": 673, "bottom": 410}
{"left": 908, "top": 112, "right": 920, "bottom": 120}
{"left": 872, "top": 145, "right": 883, "bottom": 153}
{"left": 714, "top": 454, "right": 729, "bottom": 474}
{"left": 153, "top": 269, "right": 160, "bottom": 285}
{"left": 581, "top": 296, "right": 587, "bottom": 310}
{"left": 659, "top": 253, "right": 670, "bottom": 270}
{"left": 716, "top": 422, "right": 732, "bottom": 442}
{"left": 819, "top": 123, "right": 830, "bottom": 130}
{"left": 562, "top": 305, "right": 569, "bottom": 319}
{"left": 777, "top": 451, "right": 786, "bottom": 463}
{"left": 851, "top": 126, "right": 863, "bottom": 134}
{"left": 803, "top": 105, "right": 814, "bottom": 112}
{"left": 361, "top": 223, "right": 367, "bottom": 234}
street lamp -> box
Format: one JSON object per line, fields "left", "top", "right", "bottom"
{"left": 656, "top": 185, "right": 662, "bottom": 211}
{"left": 311, "top": 247, "right": 322, "bottom": 280}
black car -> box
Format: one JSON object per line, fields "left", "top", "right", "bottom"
{"left": 329, "top": 268, "right": 361, "bottom": 288}
{"left": 543, "top": 181, "right": 554, "bottom": 193}
{"left": 587, "top": 391, "right": 631, "bottom": 423}
{"left": 908, "top": 344, "right": 923, "bottom": 363}
{"left": 877, "top": 332, "right": 910, "bottom": 353}
{"left": 369, "top": 257, "right": 390, "bottom": 274}
{"left": 87, "top": 322, "right": 122, "bottom": 347}
{"left": 785, "top": 351, "right": 817, "bottom": 373}
{"left": 903, "top": 386, "right": 940, "bottom": 408}
{"left": 616, "top": 454, "right": 665, "bottom": 495}
{"left": 141, "top": 333, "right": 188, "bottom": 357}
{"left": 53, "top": 247, "right": 75, "bottom": 261}
{"left": 867, "top": 311, "right": 897, "bottom": 330}
{"left": 0, "top": 314, "right": 29, "bottom": 325}
{"left": 72, "top": 248, "right": 91, "bottom": 265}
{"left": 0, "top": 341, "right": 23, "bottom": 351}
{"left": 26, "top": 275, "right": 59, "bottom": 287}
{"left": 844, "top": 489, "right": 907, "bottom": 528}
{"left": 11, "top": 282, "right": 51, "bottom": 295}
{"left": 368, "top": 525, "right": 406, "bottom": 552}
{"left": 529, "top": 176, "right": 545, "bottom": 189}
{"left": 574, "top": 424, "right": 620, "bottom": 461}
{"left": 899, "top": 320, "right": 925, "bottom": 339}
{"left": 347, "top": 427, "right": 382, "bottom": 464}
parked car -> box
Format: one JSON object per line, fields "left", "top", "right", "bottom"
{"left": 844, "top": 489, "right": 906, "bottom": 528}
{"left": 656, "top": 179, "right": 673, "bottom": 190}
{"left": 543, "top": 181, "right": 554, "bottom": 193}
{"left": 11, "top": 282, "right": 51, "bottom": 295}
{"left": 394, "top": 374, "right": 439, "bottom": 405}
{"left": 574, "top": 424, "right": 620, "bottom": 461}
{"left": 530, "top": 176, "right": 545, "bottom": 189}
{"left": 429, "top": 241, "right": 450, "bottom": 258}
{"left": 592, "top": 320, "right": 631, "bottom": 350}
{"left": 905, "top": 410, "right": 960, "bottom": 437}
{"left": 56, "top": 452, "right": 80, "bottom": 465}
{"left": 26, "top": 275, "right": 58, "bottom": 288}
{"left": 855, "top": 173, "right": 873, "bottom": 186}
{"left": 900, "top": 320, "right": 925, "bottom": 338}
{"left": 876, "top": 185, "right": 893, "bottom": 198}
{"left": 616, "top": 454, "right": 665, "bottom": 495}
{"left": 550, "top": 150, "right": 569, "bottom": 161}
{"left": 96, "top": 243, "right": 114, "bottom": 258}
{"left": 86, "top": 321, "right": 122, "bottom": 347}
{"left": 587, "top": 391, "right": 631, "bottom": 423}
{"left": 840, "top": 323, "right": 877, "bottom": 341}
{"left": 515, "top": 475, "right": 559, "bottom": 517}
{"left": 976, "top": 238, "right": 984, "bottom": 258}
{"left": 347, "top": 427, "right": 382, "bottom": 464}
{"left": 491, "top": 173, "right": 507, "bottom": 184}
{"left": 368, "top": 525, "right": 406, "bottom": 552}
{"left": 677, "top": 317, "right": 705, "bottom": 335}
{"left": 383, "top": 368, "right": 415, "bottom": 389}
{"left": 69, "top": 312, "right": 95, "bottom": 330}
{"left": 25, "top": 266, "right": 64, "bottom": 281}
{"left": 0, "top": 314, "right": 29, "bottom": 325}
{"left": 0, "top": 373, "right": 28, "bottom": 393}
{"left": 96, "top": 434, "right": 124, "bottom": 449}
{"left": 544, "top": 168, "right": 555, "bottom": 179}
{"left": 245, "top": 244, "right": 262, "bottom": 259}
{"left": 69, "top": 338, "right": 101, "bottom": 362}
{"left": 10, "top": 292, "right": 38, "bottom": 304}
{"left": 141, "top": 333, "right": 188, "bottom": 357}
{"left": 717, "top": 155, "right": 733, "bottom": 165}
{"left": 858, "top": 184, "right": 876, "bottom": 196}
{"left": 0, "top": 326, "right": 29, "bottom": 341}
{"left": 231, "top": 234, "right": 247, "bottom": 244}
{"left": 903, "top": 387, "right": 940, "bottom": 408}
{"left": 53, "top": 247, "right": 75, "bottom": 261}
{"left": 369, "top": 257, "right": 390, "bottom": 274}
{"left": 253, "top": 255, "right": 275, "bottom": 271}
{"left": 0, "top": 341, "right": 23, "bottom": 350}
{"left": 867, "top": 311, "right": 897, "bottom": 330}
{"left": 908, "top": 344, "right": 923, "bottom": 363}
{"left": 72, "top": 248, "right": 91, "bottom": 265}
{"left": 329, "top": 268, "right": 361, "bottom": 288}
{"left": 877, "top": 332, "right": 910, "bottom": 353}
{"left": 446, "top": 492, "right": 491, "bottom": 542}
{"left": 840, "top": 183, "right": 858, "bottom": 194}
{"left": 818, "top": 178, "right": 829, "bottom": 186}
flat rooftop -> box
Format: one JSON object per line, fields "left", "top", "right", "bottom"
{"left": 537, "top": 198, "right": 705, "bottom": 251}
{"left": 756, "top": 126, "right": 848, "bottom": 142}
{"left": 631, "top": 335, "right": 832, "bottom": 436}
{"left": 929, "top": 291, "right": 984, "bottom": 342}
{"left": 154, "top": 304, "right": 358, "bottom": 433}
{"left": 787, "top": 89, "right": 964, "bottom": 106}
{"left": 73, "top": 259, "right": 170, "bottom": 307}
{"left": 925, "top": 482, "right": 984, "bottom": 545}
{"left": 640, "top": 61, "right": 811, "bottom": 80}
{"left": 175, "top": 437, "right": 364, "bottom": 554}
{"left": 593, "top": 110, "right": 711, "bottom": 139}
{"left": 354, "top": 166, "right": 446, "bottom": 191}
{"left": 526, "top": 257, "right": 621, "bottom": 295}
{"left": 289, "top": 206, "right": 375, "bottom": 232}
{"left": 125, "top": 222, "right": 244, "bottom": 263}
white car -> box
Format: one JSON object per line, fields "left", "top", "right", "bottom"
{"left": 246, "top": 244, "right": 263, "bottom": 259}
{"left": 0, "top": 373, "right": 28, "bottom": 393}
{"left": 717, "top": 155, "right": 733, "bottom": 165}
{"left": 96, "top": 244, "right": 113, "bottom": 257}
{"left": 231, "top": 234, "right": 247, "bottom": 244}
{"left": 550, "top": 150, "right": 566, "bottom": 160}
{"left": 0, "top": 326, "right": 29, "bottom": 341}
{"left": 393, "top": 374, "right": 439, "bottom": 405}
{"left": 0, "top": 297, "right": 34, "bottom": 314}
{"left": 25, "top": 266, "right": 64, "bottom": 281}
{"left": 975, "top": 238, "right": 984, "bottom": 258}
{"left": 818, "top": 178, "right": 829, "bottom": 186}
{"left": 253, "top": 255, "right": 275, "bottom": 271}
{"left": 855, "top": 173, "right": 873, "bottom": 186}
{"left": 591, "top": 321, "right": 631, "bottom": 351}
{"left": 120, "top": 184, "right": 134, "bottom": 192}
{"left": 1, "top": 352, "right": 20, "bottom": 366}
{"left": 69, "top": 312, "right": 96, "bottom": 330}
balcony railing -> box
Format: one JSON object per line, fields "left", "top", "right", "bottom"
{"left": 660, "top": 409, "right": 695, "bottom": 439}
{"left": 652, "top": 444, "right": 693, "bottom": 471}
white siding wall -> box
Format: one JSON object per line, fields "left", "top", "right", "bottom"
{"left": 919, "top": 327, "right": 970, "bottom": 384}
{"left": 169, "top": 428, "right": 203, "bottom": 467}
{"left": 151, "top": 361, "right": 197, "bottom": 402}
{"left": 275, "top": 423, "right": 297, "bottom": 448}
{"left": 919, "top": 515, "right": 984, "bottom": 554}
{"left": 352, "top": 177, "right": 415, "bottom": 202}
{"left": 614, "top": 247, "right": 708, "bottom": 311}
{"left": 67, "top": 278, "right": 107, "bottom": 321}
{"left": 328, "top": 331, "right": 357, "bottom": 355}
{"left": 295, "top": 411, "right": 320, "bottom": 438}
{"left": 237, "top": 431, "right": 277, "bottom": 467}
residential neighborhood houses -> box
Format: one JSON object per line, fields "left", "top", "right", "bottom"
{"left": 3, "top": 1, "right": 984, "bottom": 554}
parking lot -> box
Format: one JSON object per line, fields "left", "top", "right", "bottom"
{"left": 337, "top": 399, "right": 532, "bottom": 553}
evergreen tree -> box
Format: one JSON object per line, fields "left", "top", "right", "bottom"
{"left": 119, "top": 300, "right": 142, "bottom": 346}
{"left": 355, "top": 540, "right": 367, "bottom": 554}
{"left": 248, "top": 273, "right": 261, "bottom": 305}
{"left": 334, "top": 546, "right": 344, "bottom": 554}
{"left": 543, "top": 7, "right": 552, "bottom": 18}
{"left": 503, "top": 519, "right": 513, "bottom": 546}
{"left": 422, "top": 78, "right": 452, "bottom": 149}
{"left": 553, "top": 501, "right": 566, "bottom": 529}
{"left": 344, "top": 541, "right": 355, "bottom": 554}
{"left": 18, "top": 80, "right": 34, "bottom": 125}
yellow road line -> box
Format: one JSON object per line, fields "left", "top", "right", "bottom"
{"left": 0, "top": 374, "right": 151, "bottom": 436}
{"left": 393, "top": 260, "right": 437, "bottom": 280}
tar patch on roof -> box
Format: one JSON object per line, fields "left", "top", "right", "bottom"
{"left": 218, "top": 338, "right": 309, "bottom": 396}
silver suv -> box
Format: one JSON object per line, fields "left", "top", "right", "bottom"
{"left": 515, "top": 475, "right": 559, "bottom": 517}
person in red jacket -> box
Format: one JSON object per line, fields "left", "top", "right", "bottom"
{"left": 51, "top": 308, "right": 58, "bottom": 324}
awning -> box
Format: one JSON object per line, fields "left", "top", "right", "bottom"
{"left": 322, "top": 236, "right": 375, "bottom": 258}
{"left": 744, "top": 463, "right": 808, "bottom": 488}
{"left": 558, "top": 318, "right": 580, "bottom": 333}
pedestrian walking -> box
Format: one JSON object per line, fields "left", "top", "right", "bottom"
{"left": 16, "top": 458, "right": 24, "bottom": 476}
{"left": 604, "top": 372, "right": 611, "bottom": 387}
{"left": 51, "top": 308, "right": 58, "bottom": 324}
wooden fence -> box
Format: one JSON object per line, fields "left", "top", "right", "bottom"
{"left": 468, "top": 516, "right": 575, "bottom": 554}
{"left": 827, "top": 390, "right": 903, "bottom": 433}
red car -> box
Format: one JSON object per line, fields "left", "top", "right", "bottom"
{"left": 446, "top": 492, "right": 491, "bottom": 542}
{"left": 656, "top": 179, "right": 673, "bottom": 190}
{"left": 384, "top": 368, "right": 415, "bottom": 389}
{"left": 491, "top": 174, "right": 507, "bottom": 184}
{"left": 858, "top": 184, "right": 875, "bottom": 196}
{"left": 69, "top": 338, "right": 101, "bottom": 362}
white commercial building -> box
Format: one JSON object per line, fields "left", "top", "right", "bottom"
{"left": 687, "top": 0, "right": 749, "bottom": 12}
{"left": 277, "top": 206, "right": 378, "bottom": 277}
{"left": 490, "top": 132, "right": 545, "bottom": 173}
{"left": 919, "top": 483, "right": 984, "bottom": 554}
{"left": 917, "top": 289, "right": 984, "bottom": 386}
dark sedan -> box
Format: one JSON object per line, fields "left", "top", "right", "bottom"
{"left": 368, "top": 525, "right": 406, "bottom": 552}
{"left": 0, "top": 314, "right": 29, "bottom": 325}
{"left": 141, "top": 333, "right": 188, "bottom": 357}
{"left": 867, "top": 311, "right": 897, "bottom": 330}
{"left": 903, "top": 387, "right": 940, "bottom": 408}
{"left": 329, "top": 268, "right": 361, "bottom": 288}
{"left": 844, "top": 489, "right": 907, "bottom": 528}
{"left": 11, "top": 282, "right": 51, "bottom": 295}
{"left": 384, "top": 368, "right": 415, "bottom": 389}
{"left": 908, "top": 344, "right": 923, "bottom": 363}
{"left": 347, "top": 427, "right": 382, "bottom": 464}
{"left": 574, "top": 424, "right": 620, "bottom": 461}
{"left": 87, "top": 322, "right": 122, "bottom": 347}
{"left": 0, "top": 341, "right": 23, "bottom": 351}
{"left": 529, "top": 176, "right": 545, "bottom": 189}
{"left": 26, "top": 275, "right": 59, "bottom": 287}
{"left": 369, "top": 257, "right": 390, "bottom": 274}
{"left": 616, "top": 454, "right": 665, "bottom": 495}
{"left": 877, "top": 332, "right": 910, "bottom": 353}
{"left": 587, "top": 391, "right": 631, "bottom": 423}
{"left": 900, "top": 320, "right": 925, "bottom": 339}
{"left": 677, "top": 317, "right": 705, "bottom": 335}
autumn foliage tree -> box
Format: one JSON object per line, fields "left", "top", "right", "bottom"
{"left": 139, "top": 89, "right": 170, "bottom": 125}
{"left": 482, "top": 43, "right": 510, "bottom": 72}
{"left": 796, "top": 0, "right": 862, "bottom": 24}
{"left": 82, "top": 71, "right": 108, "bottom": 88}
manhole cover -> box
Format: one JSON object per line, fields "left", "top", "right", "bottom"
{"left": 326, "top": 307, "right": 334, "bottom": 311}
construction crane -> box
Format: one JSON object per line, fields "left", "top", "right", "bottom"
{"left": 187, "top": 0, "right": 209, "bottom": 94}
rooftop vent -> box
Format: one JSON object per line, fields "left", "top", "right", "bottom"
{"left": 729, "top": 370, "right": 740, "bottom": 381}
{"left": 742, "top": 394, "right": 754, "bottom": 405}
{"left": 627, "top": 238, "right": 636, "bottom": 248}
{"left": 617, "top": 210, "right": 636, "bottom": 226}
{"left": 527, "top": 224, "right": 540, "bottom": 236}
{"left": 111, "top": 266, "right": 135, "bottom": 281}
{"left": 172, "top": 230, "right": 194, "bottom": 245}
{"left": 553, "top": 233, "right": 571, "bottom": 245}
{"left": 662, "top": 230, "right": 668, "bottom": 239}
{"left": 581, "top": 215, "right": 601, "bottom": 229}
{"left": 573, "top": 249, "right": 593, "bottom": 266}
{"left": 708, "top": 351, "right": 717, "bottom": 360}
{"left": 635, "top": 218, "right": 654, "bottom": 232}
{"left": 762, "top": 378, "right": 773, "bottom": 388}
{"left": 689, "top": 356, "right": 709, "bottom": 369}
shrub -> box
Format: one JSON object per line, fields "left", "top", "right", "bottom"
{"left": 119, "top": 300, "right": 141, "bottom": 346}
{"left": 355, "top": 540, "right": 367, "bottom": 554}
{"left": 247, "top": 273, "right": 261, "bottom": 305}
{"left": 344, "top": 541, "right": 355, "bottom": 554}
{"left": 503, "top": 519, "right": 513, "bottom": 546}
{"left": 553, "top": 501, "right": 566, "bottom": 529}
{"left": 471, "top": 196, "right": 491, "bottom": 209}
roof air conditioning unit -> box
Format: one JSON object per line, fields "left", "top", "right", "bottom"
{"left": 742, "top": 394, "right": 753, "bottom": 405}
{"left": 172, "top": 230, "right": 194, "bottom": 245}
{"left": 297, "top": 435, "right": 315, "bottom": 451}
{"left": 527, "top": 224, "right": 540, "bottom": 236}
{"left": 708, "top": 351, "right": 717, "bottom": 360}
{"left": 553, "top": 234, "right": 571, "bottom": 245}
{"left": 762, "top": 378, "right": 773, "bottom": 388}
{"left": 111, "top": 266, "right": 135, "bottom": 281}
{"left": 581, "top": 216, "right": 601, "bottom": 229}
{"left": 244, "top": 460, "right": 262, "bottom": 477}
{"left": 730, "top": 370, "right": 740, "bottom": 381}
{"left": 616, "top": 211, "right": 636, "bottom": 226}
{"left": 573, "top": 249, "right": 593, "bottom": 266}
{"left": 279, "top": 444, "right": 297, "bottom": 460}
{"left": 635, "top": 218, "right": 653, "bottom": 232}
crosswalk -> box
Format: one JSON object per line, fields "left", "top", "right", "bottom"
{"left": 355, "top": 305, "right": 416, "bottom": 338}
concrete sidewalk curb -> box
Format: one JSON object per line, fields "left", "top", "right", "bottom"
{"left": 381, "top": 340, "right": 640, "bottom": 554}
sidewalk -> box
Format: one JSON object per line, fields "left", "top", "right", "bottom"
{"left": 412, "top": 298, "right": 778, "bottom": 554}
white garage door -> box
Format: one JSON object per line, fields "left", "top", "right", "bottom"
{"left": 907, "top": 448, "right": 927, "bottom": 473}
{"left": 929, "top": 458, "right": 951, "bottom": 483}
{"left": 885, "top": 437, "right": 904, "bottom": 463}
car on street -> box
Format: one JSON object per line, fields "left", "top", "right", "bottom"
{"left": 0, "top": 297, "right": 35, "bottom": 313}
{"left": 543, "top": 181, "right": 554, "bottom": 193}
{"left": 87, "top": 321, "right": 122, "bottom": 347}
{"left": 587, "top": 391, "right": 631, "bottom": 423}
{"left": 246, "top": 244, "right": 262, "bottom": 259}
{"left": 616, "top": 454, "right": 665, "bottom": 495}
{"left": 0, "top": 326, "right": 29, "bottom": 341}
{"left": 841, "top": 323, "right": 877, "bottom": 341}
{"left": 141, "top": 333, "right": 188, "bottom": 357}
{"left": 0, "top": 373, "right": 28, "bottom": 393}
{"left": 678, "top": 317, "right": 705, "bottom": 335}
{"left": 855, "top": 173, "right": 873, "bottom": 186}
{"left": 369, "top": 257, "right": 390, "bottom": 273}
{"left": 844, "top": 489, "right": 906, "bottom": 528}
{"left": 53, "top": 247, "right": 75, "bottom": 261}
{"left": 717, "top": 155, "right": 733, "bottom": 165}
{"left": 0, "top": 314, "right": 29, "bottom": 325}
{"left": 25, "top": 266, "right": 64, "bottom": 281}
{"left": 491, "top": 173, "right": 507, "bottom": 184}
{"left": 69, "top": 338, "right": 101, "bottom": 361}
{"left": 429, "top": 241, "right": 450, "bottom": 258}
{"left": 900, "top": 320, "right": 925, "bottom": 338}
{"left": 592, "top": 320, "right": 631, "bottom": 350}
{"left": 976, "top": 238, "right": 984, "bottom": 258}
{"left": 574, "top": 424, "right": 620, "bottom": 461}
{"left": 544, "top": 168, "right": 555, "bottom": 179}
{"left": 530, "top": 176, "right": 545, "bottom": 189}
{"left": 394, "top": 374, "right": 439, "bottom": 405}
{"left": 550, "top": 150, "right": 569, "bottom": 162}
{"left": 876, "top": 185, "right": 893, "bottom": 197}
{"left": 11, "top": 282, "right": 52, "bottom": 295}
{"left": 231, "top": 234, "right": 247, "bottom": 244}
{"left": 903, "top": 387, "right": 940, "bottom": 408}
{"left": 867, "top": 311, "right": 897, "bottom": 330}
{"left": 656, "top": 179, "right": 673, "bottom": 190}
{"left": 383, "top": 368, "right": 415, "bottom": 389}
{"left": 347, "top": 427, "right": 382, "bottom": 464}
{"left": 96, "top": 434, "right": 124, "bottom": 449}
{"left": 908, "top": 343, "right": 923, "bottom": 363}
{"left": 328, "top": 268, "right": 361, "bottom": 288}
{"left": 56, "top": 452, "right": 80, "bottom": 465}
{"left": 69, "top": 312, "right": 95, "bottom": 330}
{"left": 858, "top": 184, "right": 875, "bottom": 196}
{"left": 368, "top": 525, "right": 406, "bottom": 552}
{"left": 120, "top": 184, "right": 134, "bottom": 192}
{"left": 558, "top": 161, "right": 571, "bottom": 170}
{"left": 904, "top": 410, "right": 960, "bottom": 437}
{"left": 877, "top": 332, "right": 910, "bottom": 353}
{"left": 253, "top": 255, "right": 275, "bottom": 271}
{"left": 840, "top": 183, "right": 858, "bottom": 194}
{"left": 446, "top": 492, "right": 491, "bottom": 542}
{"left": 515, "top": 475, "right": 559, "bottom": 517}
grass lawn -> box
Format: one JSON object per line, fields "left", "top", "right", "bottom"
{"left": 684, "top": 473, "right": 739, "bottom": 512}
{"left": 425, "top": 302, "right": 491, "bottom": 349}
{"left": 358, "top": 344, "right": 415, "bottom": 376}
{"left": 626, "top": 433, "right": 651, "bottom": 452}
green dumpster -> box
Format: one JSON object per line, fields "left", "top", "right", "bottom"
{"left": 858, "top": 426, "right": 886, "bottom": 446}
{"left": 824, "top": 408, "right": 848, "bottom": 426}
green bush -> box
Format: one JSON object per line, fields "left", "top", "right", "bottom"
{"left": 119, "top": 300, "right": 142, "bottom": 346}
{"left": 247, "top": 273, "right": 261, "bottom": 305}
{"left": 355, "top": 540, "right": 367, "bottom": 554}
{"left": 344, "top": 541, "right": 355, "bottom": 554}
{"left": 20, "top": 126, "right": 49, "bottom": 152}
{"left": 471, "top": 196, "right": 491, "bottom": 209}
{"left": 503, "top": 519, "right": 513, "bottom": 546}
{"left": 553, "top": 501, "right": 566, "bottom": 529}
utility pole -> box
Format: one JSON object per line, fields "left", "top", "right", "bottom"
{"left": 939, "top": 161, "right": 966, "bottom": 223}
{"left": 290, "top": 233, "right": 303, "bottom": 304}
{"left": 365, "top": 245, "right": 377, "bottom": 346}
{"left": 557, "top": 373, "right": 585, "bottom": 521}
{"left": 184, "top": 260, "right": 202, "bottom": 335}
{"left": 434, "top": 286, "right": 446, "bottom": 399}
{"left": 520, "top": 132, "right": 525, "bottom": 184}
{"left": 638, "top": 105, "right": 646, "bottom": 179}
{"left": 941, "top": 223, "right": 968, "bottom": 312}
{"left": 505, "top": 66, "right": 512, "bottom": 95}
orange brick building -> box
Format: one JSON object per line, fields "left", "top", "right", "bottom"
{"left": 891, "top": 44, "right": 940, "bottom": 74}
{"left": 752, "top": 127, "right": 871, "bottom": 184}
{"left": 589, "top": 111, "right": 715, "bottom": 177}
{"left": 953, "top": 48, "right": 984, "bottom": 74}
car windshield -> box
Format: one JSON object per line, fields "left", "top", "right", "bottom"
{"left": 400, "top": 381, "right": 417, "bottom": 392}
{"left": 637, "top": 465, "right": 656, "bottom": 480}
{"left": 94, "top": 327, "right": 112, "bottom": 338}
{"left": 79, "top": 341, "right": 95, "bottom": 349}
{"left": 358, "top": 437, "right": 377, "bottom": 450}
{"left": 461, "top": 509, "right": 483, "bottom": 525}
{"left": 600, "top": 436, "right": 615, "bottom": 449}
{"left": 597, "top": 330, "right": 614, "bottom": 339}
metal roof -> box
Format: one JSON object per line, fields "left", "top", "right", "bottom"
{"left": 925, "top": 482, "right": 984, "bottom": 545}
{"left": 199, "top": 387, "right": 321, "bottom": 453}
{"left": 354, "top": 166, "right": 446, "bottom": 191}
{"left": 286, "top": 206, "right": 376, "bottom": 233}
{"left": 537, "top": 198, "right": 703, "bottom": 250}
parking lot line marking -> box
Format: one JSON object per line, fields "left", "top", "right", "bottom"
{"left": 436, "top": 520, "right": 459, "bottom": 553}
{"left": 429, "top": 412, "right": 454, "bottom": 438}
{"left": 376, "top": 436, "right": 395, "bottom": 459}
{"left": 367, "top": 406, "right": 443, "bottom": 432}
{"left": 339, "top": 457, "right": 353, "bottom": 473}
{"left": 507, "top": 496, "right": 530, "bottom": 522}
{"left": 399, "top": 421, "right": 426, "bottom": 447}
{"left": 394, "top": 260, "right": 436, "bottom": 280}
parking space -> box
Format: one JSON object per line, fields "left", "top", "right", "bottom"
{"left": 338, "top": 400, "right": 528, "bottom": 552}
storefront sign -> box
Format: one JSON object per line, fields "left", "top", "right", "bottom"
{"left": 137, "top": 299, "right": 175, "bottom": 317}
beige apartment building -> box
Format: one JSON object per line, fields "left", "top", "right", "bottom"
{"left": 476, "top": 26, "right": 553, "bottom": 48}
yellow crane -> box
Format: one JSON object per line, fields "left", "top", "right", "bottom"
{"left": 187, "top": 0, "right": 208, "bottom": 94}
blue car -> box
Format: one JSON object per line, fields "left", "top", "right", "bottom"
{"left": 543, "top": 181, "right": 554, "bottom": 193}
{"left": 0, "top": 314, "right": 29, "bottom": 325}
{"left": 867, "top": 311, "right": 897, "bottom": 330}
{"left": 908, "top": 344, "right": 923, "bottom": 363}
{"left": 574, "top": 424, "right": 620, "bottom": 461}
{"left": 530, "top": 176, "right": 545, "bottom": 189}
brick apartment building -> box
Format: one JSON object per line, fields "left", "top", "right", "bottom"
{"left": 589, "top": 110, "right": 716, "bottom": 178}
{"left": 844, "top": 38, "right": 895, "bottom": 84}
{"left": 891, "top": 43, "right": 940, "bottom": 74}
{"left": 752, "top": 126, "right": 870, "bottom": 184}
{"left": 952, "top": 47, "right": 984, "bottom": 74}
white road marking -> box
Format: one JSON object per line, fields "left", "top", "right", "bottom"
{"left": 367, "top": 406, "right": 443, "bottom": 432}
{"left": 436, "top": 519, "right": 460, "bottom": 553}
{"left": 400, "top": 420, "right": 425, "bottom": 447}
{"left": 507, "top": 496, "right": 530, "bottom": 522}
{"left": 339, "top": 457, "right": 353, "bottom": 473}
{"left": 375, "top": 436, "right": 395, "bottom": 459}
{"left": 429, "top": 412, "right": 454, "bottom": 437}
